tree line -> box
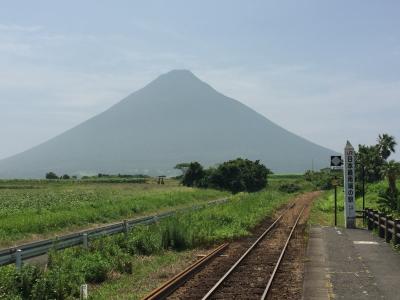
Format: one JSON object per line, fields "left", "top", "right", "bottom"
{"left": 175, "top": 158, "right": 271, "bottom": 194}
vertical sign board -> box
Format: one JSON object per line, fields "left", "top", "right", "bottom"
{"left": 344, "top": 141, "right": 356, "bottom": 228}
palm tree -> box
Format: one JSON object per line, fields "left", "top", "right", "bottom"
{"left": 381, "top": 160, "right": 400, "bottom": 193}
{"left": 377, "top": 134, "right": 397, "bottom": 160}
{"left": 381, "top": 160, "right": 400, "bottom": 211}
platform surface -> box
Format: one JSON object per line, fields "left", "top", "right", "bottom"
{"left": 303, "top": 226, "right": 400, "bottom": 300}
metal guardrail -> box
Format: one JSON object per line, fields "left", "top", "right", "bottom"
{"left": 364, "top": 208, "right": 400, "bottom": 245}
{"left": 0, "top": 198, "right": 229, "bottom": 267}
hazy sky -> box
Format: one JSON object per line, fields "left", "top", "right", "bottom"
{"left": 1, "top": 1, "right": 399, "bottom": 160}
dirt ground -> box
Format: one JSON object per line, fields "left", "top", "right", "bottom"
{"left": 166, "top": 191, "right": 320, "bottom": 300}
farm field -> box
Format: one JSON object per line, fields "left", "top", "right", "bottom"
{"left": 0, "top": 179, "right": 228, "bottom": 247}
{"left": 0, "top": 177, "right": 312, "bottom": 299}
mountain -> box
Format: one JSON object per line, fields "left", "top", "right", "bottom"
{"left": 0, "top": 70, "right": 336, "bottom": 178}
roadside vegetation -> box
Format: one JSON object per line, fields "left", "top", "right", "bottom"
{"left": 309, "top": 133, "right": 400, "bottom": 226}
{"left": 0, "top": 175, "right": 312, "bottom": 299}
{"left": 0, "top": 180, "right": 228, "bottom": 246}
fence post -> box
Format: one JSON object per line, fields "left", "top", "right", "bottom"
{"left": 82, "top": 233, "right": 88, "bottom": 249}
{"left": 393, "top": 219, "right": 400, "bottom": 246}
{"left": 367, "top": 209, "right": 373, "bottom": 230}
{"left": 15, "top": 249, "right": 22, "bottom": 271}
{"left": 373, "top": 210, "right": 378, "bottom": 230}
{"left": 385, "top": 215, "right": 391, "bottom": 243}
{"left": 378, "top": 213, "right": 385, "bottom": 238}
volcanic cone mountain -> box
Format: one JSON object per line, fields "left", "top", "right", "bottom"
{"left": 0, "top": 70, "right": 335, "bottom": 178}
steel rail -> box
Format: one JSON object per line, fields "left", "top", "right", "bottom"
{"left": 260, "top": 205, "right": 306, "bottom": 300}
{"left": 0, "top": 197, "right": 229, "bottom": 267}
{"left": 142, "top": 243, "right": 229, "bottom": 300}
{"left": 201, "top": 204, "right": 295, "bottom": 300}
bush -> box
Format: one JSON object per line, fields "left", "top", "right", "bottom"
{"left": 0, "top": 266, "right": 19, "bottom": 299}
{"left": 209, "top": 158, "right": 270, "bottom": 193}
{"left": 45, "top": 172, "right": 58, "bottom": 180}
{"left": 278, "top": 183, "right": 301, "bottom": 193}
{"left": 125, "top": 226, "right": 162, "bottom": 255}
{"left": 181, "top": 158, "right": 270, "bottom": 194}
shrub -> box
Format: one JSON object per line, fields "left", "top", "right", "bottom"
{"left": 45, "top": 172, "right": 58, "bottom": 180}
{"left": 0, "top": 266, "right": 19, "bottom": 299}
{"left": 125, "top": 226, "right": 162, "bottom": 255}
{"left": 209, "top": 158, "right": 270, "bottom": 193}
{"left": 278, "top": 183, "right": 301, "bottom": 193}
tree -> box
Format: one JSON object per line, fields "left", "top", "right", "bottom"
{"left": 174, "top": 163, "right": 190, "bottom": 176}
{"left": 209, "top": 158, "right": 270, "bottom": 193}
{"left": 45, "top": 172, "right": 58, "bottom": 179}
{"left": 181, "top": 162, "right": 205, "bottom": 187}
{"left": 61, "top": 174, "right": 70, "bottom": 180}
{"left": 378, "top": 160, "right": 400, "bottom": 212}
{"left": 377, "top": 133, "right": 397, "bottom": 160}
{"left": 356, "top": 144, "right": 384, "bottom": 183}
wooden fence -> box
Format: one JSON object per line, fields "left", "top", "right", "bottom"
{"left": 364, "top": 208, "right": 400, "bottom": 245}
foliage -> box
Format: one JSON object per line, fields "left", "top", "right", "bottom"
{"left": 377, "top": 188, "right": 399, "bottom": 213}
{"left": 356, "top": 133, "right": 397, "bottom": 184}
{"left": 208, "top": 158, "right": 270, "bottom": 193}
{"left": 0, "top": 181, "right": 228, "bottom": 245}
{"left": 278, "top": 183, "right": 301, "bottom": 193}
{"left": 61, "top": 174, "right": 70, "bottom": 180}
{"left": 45, "top": 172, "right": 58, "bottom": 180}
{"left": 309, "top": 180, "right": 400, "bottom": 227}
{"left": 181, "top": 162, "right": 205, "bottom": 187}
{"left": 174, "top": 163, "right": 190, "bottom": 177}
{"left": 304, "top": 169, "right": 340, "bottom": 190}
{"left": 356, "top": 144, "right": 385, "bottom": 183}
{"left": 181, "top": 158, "right": 270, "bottom": 194}
{"left": 0, "top": 184, "right": 297, "bottom": 299}
{"left": 377, "top": 133, "right": 397, "bottom": 160}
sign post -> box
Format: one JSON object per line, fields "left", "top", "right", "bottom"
{"left": 330, "top": 156, "right": 342, "bottom": 227}
{"left": 344, "top": 141, "right": 356, "bottom": 228}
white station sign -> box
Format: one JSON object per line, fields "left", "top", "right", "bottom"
{"left": 344, "top": 141, "right": 356, "bottom": 228}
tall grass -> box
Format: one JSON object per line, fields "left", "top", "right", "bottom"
{"left": 309, "top": 180, "right": 399, "bottom": 226}
{"left": 0, "top": 181, "right": 228, "bottom": 245}
{"left": 0, "top": 186, "right": 295, "bottom": 299}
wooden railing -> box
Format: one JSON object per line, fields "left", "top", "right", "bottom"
{"left": 364, "top": 208, "right": 400, "bottom": 245}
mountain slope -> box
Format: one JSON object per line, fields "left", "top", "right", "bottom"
{"left": 0, "top": 70, "right": 336, "bottom": 178}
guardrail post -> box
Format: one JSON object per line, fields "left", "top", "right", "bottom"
{"left": 82, "top": 233, "right": 88, "bottom": 249}
{"left": 385, "top": 215, "right": 392, "bottom": 243}
{"left": 393, "top": 219, "right": 400, "bottom": 246}
{"left": 378, "top": 213, "right": 384, "bottom": 238}
{"left": 123, "top": 220, "right": 129, "bottom": 238}
{"left": 80, "top": 284, "right": 88, "bottom": 299}
{"left": 15, "top": 249, "right": 22, "bottom": 271}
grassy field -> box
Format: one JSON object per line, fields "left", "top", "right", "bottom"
{"left": 0, "top": 179, "right": 228, "bottom": 246}
{"left": 0, "top": 177, "right": 310, "bottom": 299}
{"left": 309, "top": 180, "right": 396, "bottom": 227}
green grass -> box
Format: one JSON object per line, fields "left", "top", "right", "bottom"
{"left": 89, "top": 250, "right": 196, "bottom": 300}
{"left": 309, "top": 180, "right": 398, "bottom": 227}
{"left": 0, "top": 180, "right": 228, "bottom": 246}
{"left": 0, "top": 179, "right": 304, "bottom": 299}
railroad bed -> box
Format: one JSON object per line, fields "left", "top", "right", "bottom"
{"left": 144, "top": 192, "right": 318, "bottom": 300}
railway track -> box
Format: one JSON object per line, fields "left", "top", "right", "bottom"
{"left": 145, "top": 201, "right": 308, "bottom": 300}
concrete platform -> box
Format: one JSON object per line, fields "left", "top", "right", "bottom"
{"left": 303, "top": 226, "right": 400, "bottom": 300}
